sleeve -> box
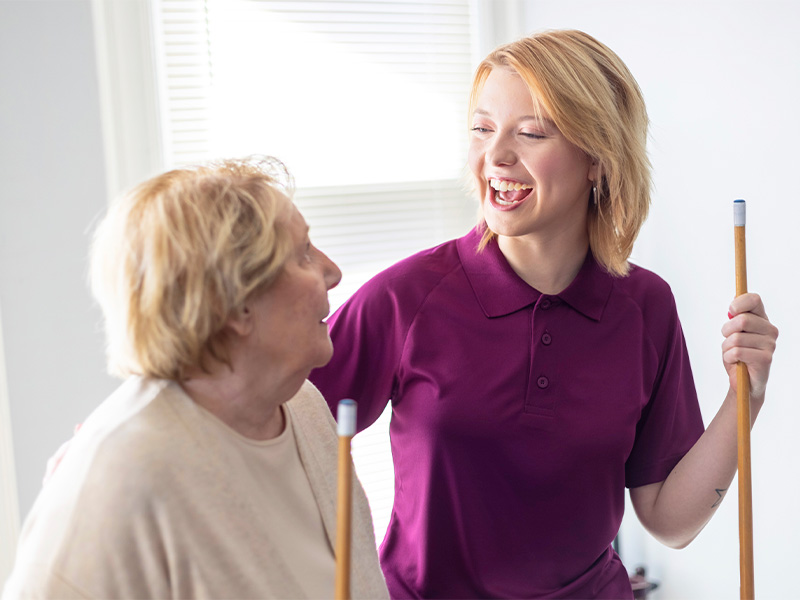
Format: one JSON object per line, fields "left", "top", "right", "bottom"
{"left": 625, "top": 289, "right": 706, "bottom": 488}
{"left": 309, "top": 269, "right": 413, "bottom": 432}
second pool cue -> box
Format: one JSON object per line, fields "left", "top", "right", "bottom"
{"left": 734, "top": 199, "right": 754, "bottom": 600}
{"left": 335, "top": 399, "right": 357, "bottom": 600}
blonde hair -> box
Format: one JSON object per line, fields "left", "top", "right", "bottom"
{"left": 470, "top": 29, "right": 651, "bottom": 276}
{"left": 90, "top": 157, "right": 295, "bottom": 380}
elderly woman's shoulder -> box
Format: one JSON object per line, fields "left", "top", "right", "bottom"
{"left": 59, "top": 378, "right": 203, "bottom": 492}
{"left": 12, "top": 379, "right": 204, "bottom": 578}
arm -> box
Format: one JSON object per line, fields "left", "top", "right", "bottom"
{"left": 309, "top": 268, "right": 412, "bottom": 431}
{"left": 630, "top": 292, "right": 778, "bottom": 548}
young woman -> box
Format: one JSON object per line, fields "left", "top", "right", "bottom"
{"left": 310, "top": 30, "right": 778, "bottom": 598}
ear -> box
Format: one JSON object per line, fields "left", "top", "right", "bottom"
{"left": 226, "top": 305, "right": 254, "bottom": 337}
{"left": 588, "top": 158, "right": 600, "bottom": 183}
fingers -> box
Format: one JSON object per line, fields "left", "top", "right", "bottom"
{"left": 721, "top": 326, "right": 777, "bottom": 351}
{"left": 721, "top": 340, "right": 775, "bottom": 369}
{"left": 722, "top": 313, "right": 779, "bottom": 340}
{"left": 722, "top": 293, "right": 779, "bottom": 340}
{"left": 727, "top": 292, "right": 768, "bottom": 320}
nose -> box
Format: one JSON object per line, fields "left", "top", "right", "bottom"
{"left": 486, "top": 132, "right": 517, "bottom": 167}
{"left": 320, "top": 250, "right": 342, "bottom": 291}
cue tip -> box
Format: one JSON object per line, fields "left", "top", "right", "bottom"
{"left": 337, "top": 399, "right": 357, "bottom": 437}
{"left": 734, "top": 199, "right": 746, "bottom": 227}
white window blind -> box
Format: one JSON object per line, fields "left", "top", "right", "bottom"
{"left": 152, "top": 0, "right": 478, "bottom": 543}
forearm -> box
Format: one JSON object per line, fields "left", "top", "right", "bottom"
{"left": 631, "top": 387, "right": 763, "bottom": 548}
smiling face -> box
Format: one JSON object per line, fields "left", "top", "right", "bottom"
{"left": 246, "top": 202, "right": 342, "bottom": 380}
{"left": 468, "top": 66, "right": 596, "bottom": 244}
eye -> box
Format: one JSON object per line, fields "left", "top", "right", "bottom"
{"left": 470, "top": 126, "right": 493, "bottom": 134}
{"left": 520, "top": 132, "right": 546, "bottom": 140}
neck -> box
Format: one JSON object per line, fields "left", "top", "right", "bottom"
{"left": 180, "top": 357, "right": 301, "bottom": 441}
{"left": 497, "top": 229, "right": 589, "bottom": 295}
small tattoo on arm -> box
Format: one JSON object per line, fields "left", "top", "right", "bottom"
{"left": 712, "top": 488, "right": 727, "bottom": 508}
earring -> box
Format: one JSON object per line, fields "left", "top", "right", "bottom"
{"left": 592, "top": 183, "right": 598, "bottom": 206}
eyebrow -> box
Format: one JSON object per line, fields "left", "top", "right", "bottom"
{"left": 472, "top": 108, "right": 555, "bottom": 126}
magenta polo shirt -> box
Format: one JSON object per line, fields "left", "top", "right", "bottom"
{"left": 310, "top": 227, "right": 705, "bottom": 599}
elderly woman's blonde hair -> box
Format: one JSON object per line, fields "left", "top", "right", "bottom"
{"left": 90, "top": 157, "right": 295, "bottom": 380}
{"left": 470, "top": 29, "right": 651, "bottom": 276}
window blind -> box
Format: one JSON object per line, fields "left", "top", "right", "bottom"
{"left": 152, "top": 0, "right": 478, "bottom": 543}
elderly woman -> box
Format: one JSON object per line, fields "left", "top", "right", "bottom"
{"left": 3, "top": 158, "right": 389, "bottom": 599}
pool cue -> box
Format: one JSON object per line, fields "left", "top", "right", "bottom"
{"left": 734, "top": 199, "right": 755, "bottom": 599}
{"left": 335, "top": 399, "right": 357, "bottom": 600}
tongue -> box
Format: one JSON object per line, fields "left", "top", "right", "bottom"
{"left": 499, "top": 188, "right": 531, "bottom": 203}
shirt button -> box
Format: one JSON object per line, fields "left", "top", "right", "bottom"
{"left": 541, "top": 332, "right": 552, "bottom": 345}
{"left": 537, "top": 376, "right": 549, "bottom": 389}
{"left": 540, "top": 299, "right": 551, "bottom": 310}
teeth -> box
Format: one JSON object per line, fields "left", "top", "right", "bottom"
{"left": 489, "top": 179, "right": 532, "bottom": 192}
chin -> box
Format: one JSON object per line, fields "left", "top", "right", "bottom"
{"left": 314, "top": 342, "right": 335, "bottom": 369}
{"left": 483, "top": 216, "right": 523, "bottom": 239}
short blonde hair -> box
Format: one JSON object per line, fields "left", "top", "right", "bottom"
{"left": 90, "top": 157, "right": 295, "bottom": 380}
{"left": 470, "top": 29, "right": 651, "bottom": 276}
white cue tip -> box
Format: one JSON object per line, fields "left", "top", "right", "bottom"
{"left": 734, "top": 199, "right": 746, "bottom": 227}
{"left": 337, "top": 399, "right": 357, "bottom": 437}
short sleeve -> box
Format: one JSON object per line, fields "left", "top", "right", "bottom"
{"left": 309, "top": 271, "right": 411, "bottom": 432}
{"left": 625, "top": 291, "right": 705, "bottom": 488}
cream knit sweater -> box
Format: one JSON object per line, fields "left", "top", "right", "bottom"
{"left": 3, "top": 378, "right": 389, "bottom": 599}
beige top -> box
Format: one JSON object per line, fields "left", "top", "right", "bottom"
{"left": 3, "top": 378, "right": 388, "bottom": 599}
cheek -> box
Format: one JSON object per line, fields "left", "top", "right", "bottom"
{"left": 537, "top": 151, "right": 589, "bottom": 190}
{"left": 467, "top": 142, "right": 481, "bottom": 175}
{"left": 467, "top": 143, "right": 488, "bottom": 199}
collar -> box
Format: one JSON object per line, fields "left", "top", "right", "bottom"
{"left": 457, "top": 228, "right": 613, "bottom": 321}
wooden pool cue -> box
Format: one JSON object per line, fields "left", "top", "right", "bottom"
{"left": 734, "top": 199, "right": 754, "bottom": 599}
{"left": 335, "top": 399, "right": 357, "bottom": 600}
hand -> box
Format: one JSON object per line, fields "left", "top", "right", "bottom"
{"left": 721, "top": 293, "right": 778, "bottom": 402}
{"left": 42, "top": 423, "right": 81, "bottom": 486}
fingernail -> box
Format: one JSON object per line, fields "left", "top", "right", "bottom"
{"left": 728, "top": 311, "right": 734, "bottom": 319}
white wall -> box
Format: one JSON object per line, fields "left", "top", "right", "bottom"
{"left": 519, "top": 1, "right": 799, "bottom": 597}
{"left": 0, "top": 306, "right": 19, "bottom": 583}
{"left": 0, "top": 0, "right": 117, "bottom": 577}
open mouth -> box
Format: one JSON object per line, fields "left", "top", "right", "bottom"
{"left": 489, "top": 178, "right": 533, "bottom": 207}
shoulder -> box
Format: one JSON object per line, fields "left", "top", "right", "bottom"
{"left": 351, "top": 235, "right": 464, "bottom": 303}
{"left": 7, "top": 379, "right": 186, "bottom": 595}
{"left": 51, "top": 381, "right": 195, "bottom": 522}
{"left": 610, "top": 263, "right": 684, "bottom": 352}
{"left": 84, "top": 379, "right": 195, "bottom": 480}
{"left": 612, "top": 262, "right": 677, "bottom": 316}
{"left": 39, "top": 378, "right": 203, "bottom": 525}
